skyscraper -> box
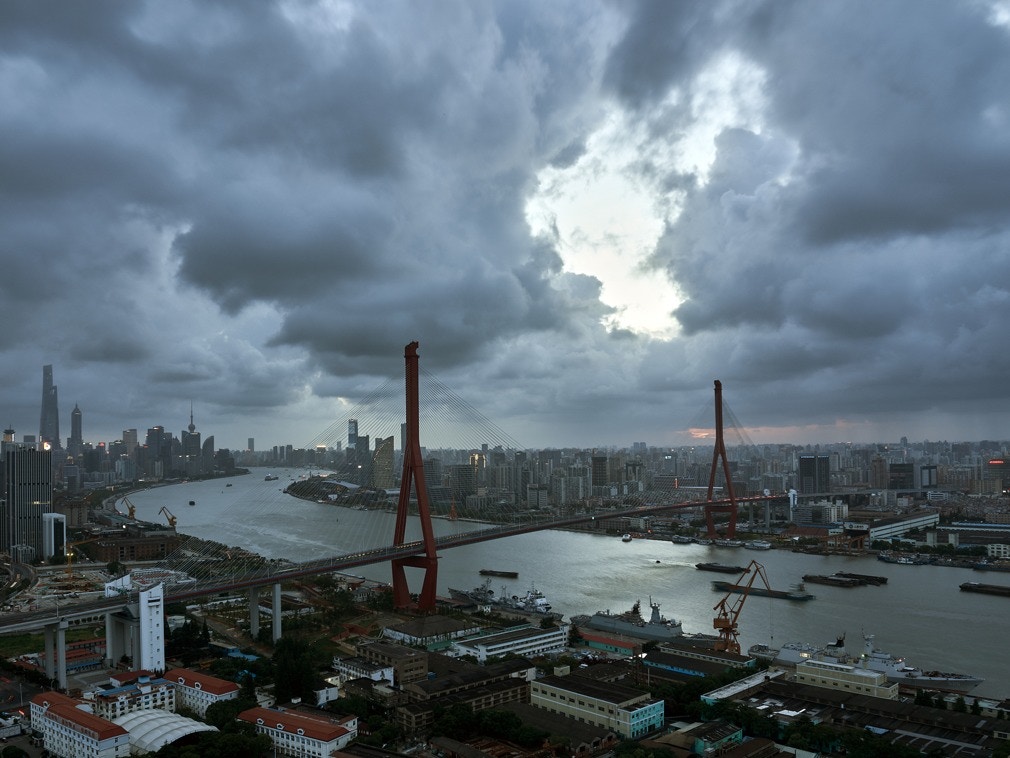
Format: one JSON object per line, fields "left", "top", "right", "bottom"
{"left": 797, "top": 454, "right": 830, "bottom": 494}
{"left": 67, "top": 403, "right": 83, "bottom": 459}
{"left": 4, "top": 442, "right": 53, "bottom": 561}
{"left": 39, "top": 364, "right": 60, "bottom": 449}
{"left": 348, "top": 419, "right": 358, "bottom": 450}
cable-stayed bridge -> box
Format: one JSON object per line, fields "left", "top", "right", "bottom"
{"left": 3, "top": 342, "right": 780, "bottom": 687}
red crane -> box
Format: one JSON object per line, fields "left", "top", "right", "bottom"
{"left": 712, "top": 560, "right": 772, "bottom": 655}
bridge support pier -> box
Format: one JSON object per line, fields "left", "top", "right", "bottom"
{"left": 43, "top": 620, "right": 68, "bottom": 690}
{"left": 249, "top": 587, "right": 260, "bottom": 640}
{"left": 272, "top": 583, "right": 282, "bottom": 642}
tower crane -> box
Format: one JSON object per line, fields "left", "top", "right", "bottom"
{"left": 158, "top": 506, "right": 177, "bottom": 527}
{"left": 64, "top": 535, "right": 102, "bottom": 578}
{"left": 712, "top": 560, "right": 772, "bottom": 655}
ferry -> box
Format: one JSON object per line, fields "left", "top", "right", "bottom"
{"left": 744, "top": 540, "right": 773, "bottom": 550}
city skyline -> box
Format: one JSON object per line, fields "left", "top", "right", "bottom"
{"left": 3, "top": 3, "right": 1010, "bottom": 449}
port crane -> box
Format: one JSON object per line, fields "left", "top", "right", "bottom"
{"left": 712, "top": 559, "right": 771, "bottom": 655}
{"left": 158, "top": 507, "right": 177, "bottom": 527}
{"left": 122, "top": 497, "right": 136, "bottom": 519}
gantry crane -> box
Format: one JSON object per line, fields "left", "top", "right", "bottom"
{"left": 712, "top": 560, "right": 772, "bottom": 654}
{"left": 122, "top": 497, "right": 136, "bottom": 519}
{"left": 158, "top": 506, "right": 177, "bottom": 527}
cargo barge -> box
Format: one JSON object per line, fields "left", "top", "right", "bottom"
{"left": 802, "top": 574, "right": 863, "bottom": 587}
{"left": 712, "top": 580, "right": 815, "bottom": 601}
{"left": 479, "top": 569, "right": 519, "bottom": 578}
{"left": 960, "top": 581, "right": 1010, "bottom": 597}
{"left": 695, "top": 562, "right": 747, "bottom": 574}
{"left": 834, "top": 572, "right": 888, "bottom": 585}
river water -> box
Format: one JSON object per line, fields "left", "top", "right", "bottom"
{"left": 125, "top": 469, "right": 1010, "bottom": 699}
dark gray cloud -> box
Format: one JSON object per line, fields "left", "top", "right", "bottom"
{"left": 1, "top": 0, "right": 1009, "bottom": 448}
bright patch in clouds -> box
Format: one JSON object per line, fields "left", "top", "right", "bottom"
{"left": 525, "top": 52, "right": 767, "bottom": 339}
{"left": 525, "top": 108, "right": 683, "bottom": 338}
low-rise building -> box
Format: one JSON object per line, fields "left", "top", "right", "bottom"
{"left": 29, "top": 692, "right": 131, "bottom": 758}
{"left": 89, "top": 672, "right": 176, "bottom": 719}
{"left": 531, "top": 672, "right": 664, "bottom": 739}
{"left": 238, "top": 706, "right": 356, "bottom": 756}
{"left": 383, "top": 614, "right": 482, "bottom": 646}
{"left": 332, "top": 655, "right": 394, "bottom": 684}
{"left": 795, "top": 659, "right": 898, "bottom": 699}
{"left": 358, "top": 641, "right": 428, "bottom": 685}
{"left": 164, "top": 668, "right": 240, "bottom": 717}
{"left": 452, "top": 622, "right": 569, "bottom": 663}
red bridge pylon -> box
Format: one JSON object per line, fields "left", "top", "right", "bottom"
{"left": 391, "top": 341, "right": 439, "bottom": 612}
{"left": 705, "top": 379, "right": 739, "bottom": 538}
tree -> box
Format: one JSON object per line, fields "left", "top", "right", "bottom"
{"left": 272, "top": 637, "right": 319, "bottom": 704}
{"left": 240, "top": 671, "right": 257, "bottom": 703}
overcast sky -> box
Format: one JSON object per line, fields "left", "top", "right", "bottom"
{"left": 3, "top": 0, "right": 1010, "bottom": 452}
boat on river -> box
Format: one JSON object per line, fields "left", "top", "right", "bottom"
{"left": 621, "top": 534, "right": 633, "bottom": 542}
{"left": 834, "top": 571, "right": 887, "bottom": 585}
{"left": 695, "top": 562, "right": 747, "bottom": 574}
{"left": 960, "top": 581, "right": 1010, "bottom": 597}
{"left": 712, "top": 580, "right": 814, "bottom": 601}
{"left": 479, "top": 569, "right": 518, "bottom": 578}
{"left": 752, "top": 634, "right": 983, "bottom": 693}
{"left": 802, "top": 574, "right": 863, "bottom": 588}
{"left": 744, "top": 540, "right": 773, "bottom": 550}
{"left": 670, "top": 535, "right": 694, "bottom": 544}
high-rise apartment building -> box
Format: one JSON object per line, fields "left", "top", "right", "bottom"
{"left": 348, "top": 419, "right": 358, "bottom": 450}
{"left": 4, "top": 443, "right": 54, "bottom": 561}
{"left": 591, "top": 453, "right": 609, "bottom": 487}
{"left": 39, "top": 364, "right": 60, "bottom": 449}
{"left": 797, "top": 454, "right": 830, "bottom": 494}
{"left": 372, "top": 437, "right": 395, "bottom": 489}
{"left": 122, "top": 429, "right": 138, "bottom": 459}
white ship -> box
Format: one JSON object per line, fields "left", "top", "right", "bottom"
{"left": 750, "top": 633, "right": 983, "bottom": 693}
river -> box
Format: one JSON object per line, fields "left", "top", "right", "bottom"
{"left": 125, "top": 469, "right": 1010, "bottom": 699}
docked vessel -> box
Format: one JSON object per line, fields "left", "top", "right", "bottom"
{"left": 751, "top": 634, "right": 983, "bottom": 693}
{"left": 713, "top": 538, "right": 744, "bottom": 548}
{"left": 744, "top": 540, "right": 773, "bottom": 550}
{"left": 877, "top": 551, "right": 928, "bottom": 565}
{"left": 479, "top": 569, "right": 518, "bottom": 578}
{"left": 670, "top": 535, "right": 694, "bottom": 544}
{"left": 960, "top": 581, "right": 1010, "bottom": 597}
{"left": 448, "top": 578, "right": 496, "bottom": 605}
{"left": 712, "top": 580, "right": 814, "bottom": 601}
{"left": 450, "top": 579, "right": 557, "bottom": 616}
{"left": 571, "top": 599, "right": 683, "bottom": 642}
{"left": 695, "top": 562, "right": 747, "bottom": 574}
{"left": 972, "top": 562, "right": 1010, "bottom": 573}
